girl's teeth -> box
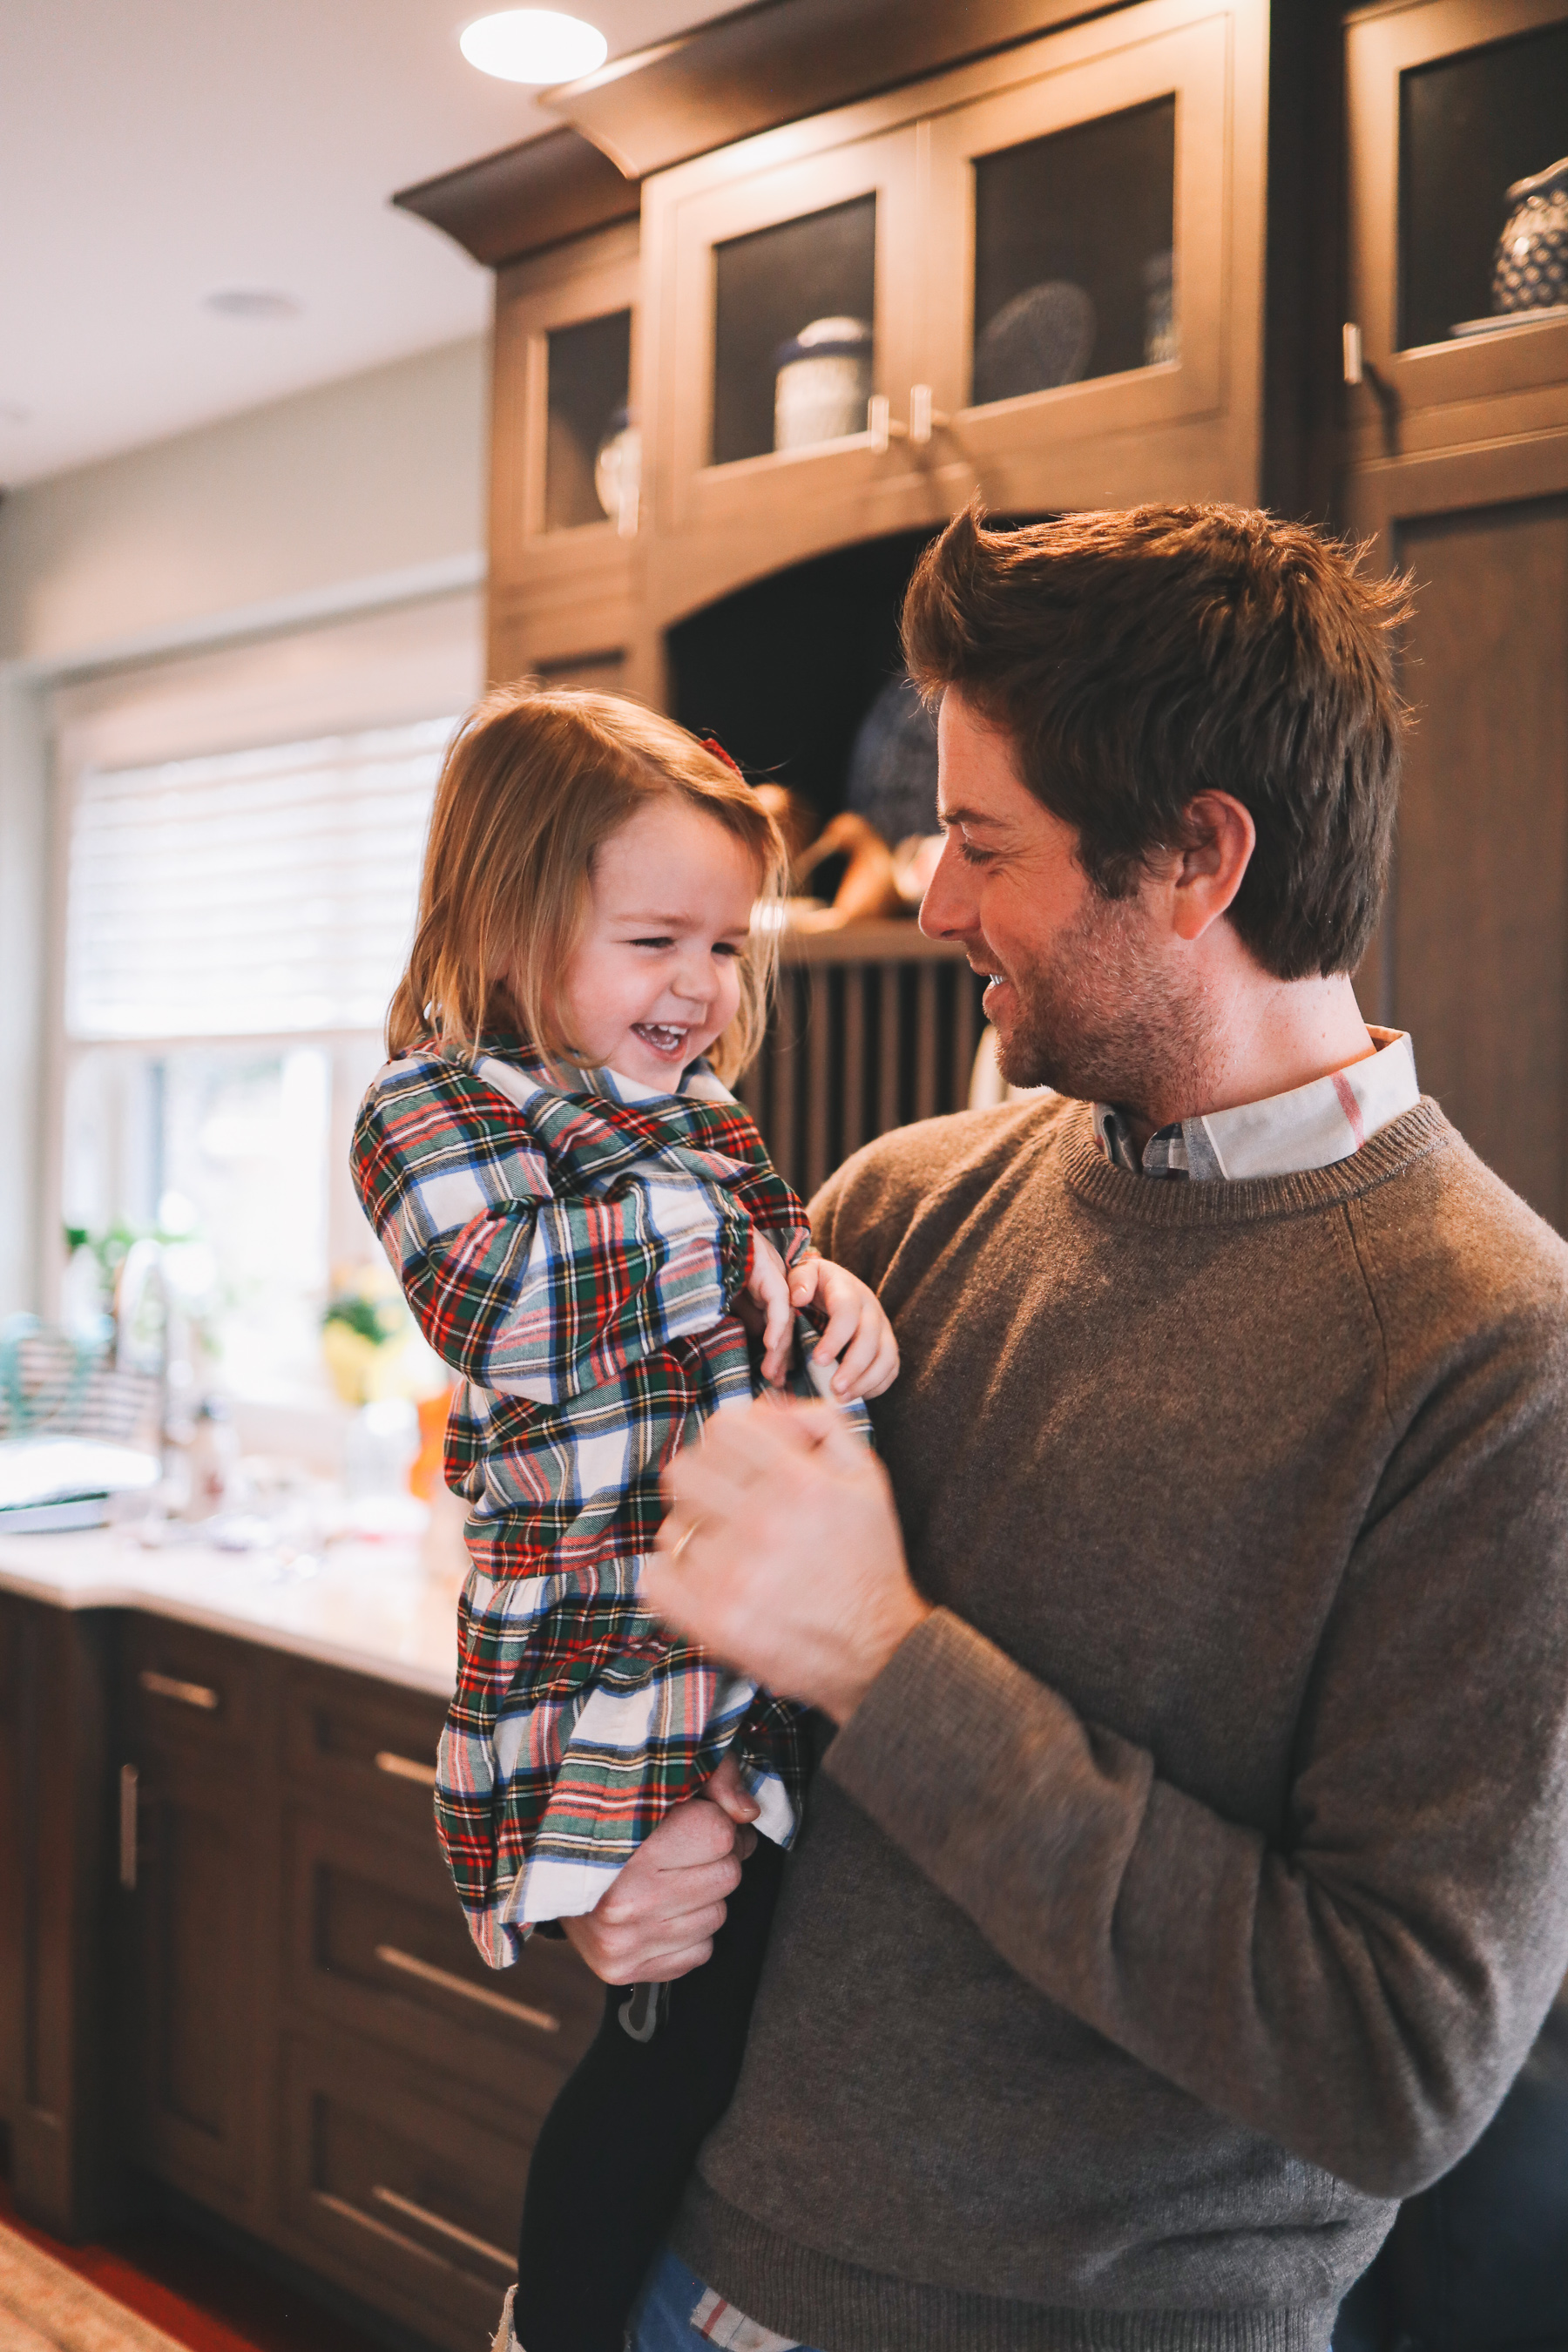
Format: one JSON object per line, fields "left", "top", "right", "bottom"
{"left": 636, "top": 1024, "right": 685, "bottom": 1052}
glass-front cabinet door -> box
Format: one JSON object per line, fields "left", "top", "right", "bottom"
{"left": 921, "top": 7, "right": 1233, "bottom": 511}
{"left": 490, "top": 220, "right": 645, "bottom": 696}
{"left": 643, "top": 122, "right": 923, "bottom": 555}
{"left": 1347, "top": 0, "right": 1568, "bottom": 424}
{"left": 639, "top": 0, "right": 1266, "bottom": 632}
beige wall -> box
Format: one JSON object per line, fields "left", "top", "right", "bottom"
{"left": 0, "top": 335, "right": 488, "bottom": 666}
{"left": 0, "top": 333, "right": 490, "bottom": 1319}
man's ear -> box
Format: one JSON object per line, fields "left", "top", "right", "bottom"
{"left": 1169, "top": 792, "right": 1256, "bottom": 943}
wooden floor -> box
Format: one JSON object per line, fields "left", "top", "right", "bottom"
{"left": 0, "top": 2180, "right": 389, "bottom": 2352}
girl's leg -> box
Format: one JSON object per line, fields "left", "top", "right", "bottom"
{"left": 512, "top": 1838, "right": 783, "bottom": 2352}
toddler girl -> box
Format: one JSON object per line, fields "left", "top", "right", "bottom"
{"left": 351, "top": 686, "right": 897, "bottom": 2352}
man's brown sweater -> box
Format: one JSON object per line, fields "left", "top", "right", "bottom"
{"left": 673, "top": 1097, "right": 1568, "bottom": 2352}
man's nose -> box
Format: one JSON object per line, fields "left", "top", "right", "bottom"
{"left": 918, "top": 835, "right": 971, "bottom": 940}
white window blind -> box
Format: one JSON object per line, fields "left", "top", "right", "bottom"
{"left": 64, "top": 715, "right": 456, "bottom": 1042}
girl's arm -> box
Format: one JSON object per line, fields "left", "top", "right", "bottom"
{"left": 352, "top": 1059, "right": 754, "bottom": 1402}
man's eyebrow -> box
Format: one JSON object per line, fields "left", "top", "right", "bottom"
{"left": 935, "top": 803, "right": 1005, "bottom": 828}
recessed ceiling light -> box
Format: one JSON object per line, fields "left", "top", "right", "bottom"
{"left": 203, "top": 288, "right": 301, "bottom": 321}
{"left": 459, "top": 9, "right": 607, "bottom": 84}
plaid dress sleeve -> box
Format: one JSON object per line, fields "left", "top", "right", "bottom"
{"left": 351, "top": 1052, "right": 758, "bottom": 1402}
{"left": 350, "top": 1046, "right": 855, "bottom": 1969}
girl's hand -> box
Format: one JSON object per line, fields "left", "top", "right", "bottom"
{"left": 787, "top": 1254, "right": 900, "bottom": 1401}
{"left": 736, "top": 1231, "right": 794, "bottom": 1387}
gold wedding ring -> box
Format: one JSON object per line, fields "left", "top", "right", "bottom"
{"left": 668, "top": 1517, "right": 704, "bottom": 1563}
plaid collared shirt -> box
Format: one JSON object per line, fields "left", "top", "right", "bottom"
{"left": 1092, "top": 1028, "right": 1420, "bottom": 1179}
{"left": 352, "top": 1039, "right": 863, "bottom": 1967}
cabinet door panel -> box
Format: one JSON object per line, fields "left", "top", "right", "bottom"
{"left": 647, "top": 121, "right": 923, "bottom": 558}
{"left": 131, "top": 1754, "right": 260, "bottom": 2207}
{"left": 1392, "top": 494, "right": 1568, "bottom": 1227}
{"left": 284, "top": 1810, "right": 598, "bottom": 2116}
{"left": 282, "top": 1666, "right": 449, "bottom": 1829}
{"left": 280, "top": 2033, "right": 525, "bottom": 2352}
{"left": 1346, "top": 0, "right": 1568, "bottom": 447}
{"left": 125, "top": 1618, "right": 260, "bottom": 1763}
{"left": 923, "top": 9, "right": 1232, "bottom": 466}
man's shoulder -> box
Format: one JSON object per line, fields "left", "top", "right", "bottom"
{"left": 1361, "top": 1107, "right": 1568, "bottom": 1366}
{"left": 809, "top": 1093, "right": 1080, "bottom": 1269}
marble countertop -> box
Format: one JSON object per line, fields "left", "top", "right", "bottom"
{"left": 0, "top": 1521, "right": 459, "bottom": 1695}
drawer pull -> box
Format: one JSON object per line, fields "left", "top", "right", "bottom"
{"left": 374, "top": 1943, "right": 560, "bottom": 2035}
{"left": 371, "top": 2184, "right": 514, "bottom": 2271}
{"left": 374, "top": 1748, "right": 438, "bottom": 1788}
{"left": 139, "top": 1668, "right": 220, "bottom": 1712}
{"left": 118, "top": 1764, "right": 139, "bottom": 1890}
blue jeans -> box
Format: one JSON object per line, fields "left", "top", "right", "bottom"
{"left": 626, "top": 2245, "right": 823, "bottom": 2352}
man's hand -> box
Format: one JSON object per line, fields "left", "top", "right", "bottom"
{"left": 559, "top": 1754, "right": 758, "bottom": 1984}
{"left": 735, "top": 1232, "right": 794, "bottom": 1387}
{"left": 788, "top": 1255, "right": 900, "bottom": 1401}
{"left": 647, "top": 1396, "right": 933, "bottom": 1723}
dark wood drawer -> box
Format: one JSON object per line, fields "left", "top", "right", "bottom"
{"left": 283, "top": 1808, "right": 599, "bottom": 2115}
{"left": 280, "top": 2031, "right": 525, "bottom": 2352}
{"left": 125, "top": 1618, "right": 262, "bottom": 1761}
{"left": 282, "top": 1665, "right": 450, "bottom": 1829}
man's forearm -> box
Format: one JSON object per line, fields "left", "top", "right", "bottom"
{"left": 826, "top": 1598, "right": 1568, "bottom": 2201}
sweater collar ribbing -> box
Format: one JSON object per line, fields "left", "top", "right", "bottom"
{"left": 1057, "top": 1096, "right": 1453, "bottom": 1224}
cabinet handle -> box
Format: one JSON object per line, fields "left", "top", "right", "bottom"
{"left": 374, "top": 1943, "right": 560, "bottom": 2035}
{"left": 370, "top": 2185, "right": 514, "bottom": 2271}
{"left": 374, "top": 1748, "right": 437, "bottom": 1788}
{"left": 118, "top": 1764, "right": 139, "bottom": 1889}
{"left": 139, "top": 1668, "right": 220, "bottom": 1712}
{"left": 909, "top": 383, "right": 950, "bottom": 445}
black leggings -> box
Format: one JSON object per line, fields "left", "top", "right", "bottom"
{"left": 513, "top": 1838, "right": 784, "bottom": 2352}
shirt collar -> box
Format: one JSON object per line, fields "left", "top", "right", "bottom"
{"left": 1093, "top": 1029, "right": 1420, "bottom": 1182}
{"left": 467, "top": 1041, "right": 733, "bottom": 1112}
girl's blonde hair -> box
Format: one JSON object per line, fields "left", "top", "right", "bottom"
{"left": 388, "top": 685, "right": 787, "bottom": 1084}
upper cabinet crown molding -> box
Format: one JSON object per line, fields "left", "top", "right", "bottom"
{"left": 392, "top": 125, "right": 637, "bottom": 271}
{"left": 539, "top": 0, "right": 1134, "bottom": 181}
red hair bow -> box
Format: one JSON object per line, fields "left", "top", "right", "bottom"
{"left": 700, "top": 733, "right": 745, "bottom": 779}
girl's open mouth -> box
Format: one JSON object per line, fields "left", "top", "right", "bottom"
{"left": 632, "top": 1023, "right": 688, "bottom": 1057}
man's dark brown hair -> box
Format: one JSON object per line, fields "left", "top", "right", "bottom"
{"left": 901, "top": 501, "right": 1410, "bottom": 980}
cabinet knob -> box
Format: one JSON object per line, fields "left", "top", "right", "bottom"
{"left": 909, "top": 385, "right": 950, "bottom": 445}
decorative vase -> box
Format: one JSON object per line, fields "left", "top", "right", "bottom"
{"left": 1142, "top": 250, "right": 1178, "bottom": 366}
{"left": 972, "top": 281, "right": 1095, "bottom": 406}
{"left": 772, "top": 316, "right": 873, "bottom": 451}
{"left": 594, "top": 408, "right": 640, "bottom": 528}
{"left": 1492, "top": 155, "right": 1568, "bottom": 316}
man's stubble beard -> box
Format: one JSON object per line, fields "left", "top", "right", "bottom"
{"left": 994, "top": 883, "right": 1220, "bottom": 1120}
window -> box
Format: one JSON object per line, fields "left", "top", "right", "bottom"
{"left": 58, "top": 709, "right": 458, "bottom": 1410}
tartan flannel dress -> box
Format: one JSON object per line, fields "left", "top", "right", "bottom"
{"left": 351, "top": 1038, "right": 865, "bottom": 1969}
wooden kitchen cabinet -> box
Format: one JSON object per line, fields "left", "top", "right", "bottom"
{"left": 636, "top": 0, "right": 1269, "bottom": 641}
{"left": 488, "top": 219, "right": 650, "bottom": 698}
{"left": 1, "top": 1597, "right": 602, "bottom": 2349}
{"left": 1342, "top": 0, "right": 1568, "bottom": 1228}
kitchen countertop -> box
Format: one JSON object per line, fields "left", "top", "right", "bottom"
{"left": 0, "top": 1521, "right": 459, "bottom": 1695}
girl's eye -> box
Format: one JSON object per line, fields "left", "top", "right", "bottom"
{"left": 713, "top": 942, "right": 743, "bottom": 959}
{"left": 629, "top": 936, "right": 674, "bottom": 950}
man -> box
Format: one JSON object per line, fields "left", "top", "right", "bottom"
{"left": 569, "top": 504, "right": 1568, "bottom": 2351}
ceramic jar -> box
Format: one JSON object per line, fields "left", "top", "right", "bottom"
{"left": 1492, "top": 156, "right": 1568, "bottom": 316}
{"left": 772, "top": 316, "right": 873, "bottom": 451}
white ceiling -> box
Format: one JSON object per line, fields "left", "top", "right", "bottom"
{"left": 0, "top": 0, "right": 727, "bottom": 487}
